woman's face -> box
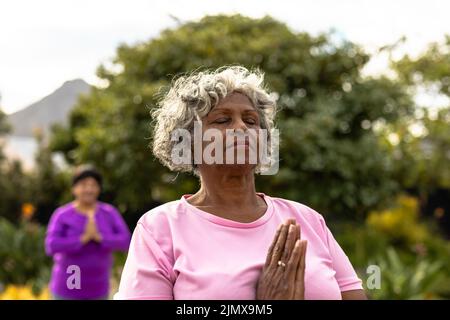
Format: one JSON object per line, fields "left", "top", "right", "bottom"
{"left": 198, "top": 92, "right": 261, "bottom": 172}
{"left": 72, "top": 177, "right": 100, "bottom": 205}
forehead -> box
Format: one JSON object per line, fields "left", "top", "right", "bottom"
{"left": 212, "top": 92, "right": 255, "bottom": 112}
{"left": 74, "top": 177, "right": 99, "bottom": 185}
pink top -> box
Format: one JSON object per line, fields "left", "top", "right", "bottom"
{"left": 114, "top": 193, "right": 363, "bottom": 300}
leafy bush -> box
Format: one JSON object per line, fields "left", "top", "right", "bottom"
{"left": 334, "top": 194, "right": 450, "bottom": 299}
{"left": 0, "top": 218, "right": 51, "bottom": 294}
{"left": 364, "top": 247, "right": 447, "bottom": 299}
{"left": 366, "top": 195, "right": 428, "bottom": 245}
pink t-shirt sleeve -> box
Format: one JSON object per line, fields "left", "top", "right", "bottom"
{"left": 320, "top": 217, "right": 363, "bottom": 292}
{"left": 114, "top": 222, "right": 175, "bottom": 300}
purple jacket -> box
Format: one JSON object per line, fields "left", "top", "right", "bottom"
{"left": 45, "top": 201, "right": 131, "bottom": 299}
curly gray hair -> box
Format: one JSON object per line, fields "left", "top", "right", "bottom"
{"left": 151, "top": 65, "right": 278, "bottom": 174}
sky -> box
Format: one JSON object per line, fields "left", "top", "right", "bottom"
{"left": 1, "top": 0, "right": 449, "bottom": 114}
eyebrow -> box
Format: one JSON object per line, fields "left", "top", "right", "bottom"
{"left": 209, "top": 107, "right": 258, "bottom": 114}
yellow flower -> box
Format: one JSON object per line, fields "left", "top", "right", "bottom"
{"left": 36, "top": 287, "right": 50, "bottom": 300}
{"left": 397, "top": 195, "right": 418, "bottom": 213}
{"left": 366, "top": 195, "right": 428, "bottom": 244}
{"left": 0, "top": 284, "right": 50, "bottom": 300}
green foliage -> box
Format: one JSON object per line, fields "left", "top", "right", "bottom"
{"left": 336, "top": 223, "right": 450, "bottom": 299}
{"left": 0, "top": 218, "right": 51, "bottom": 293}
{"left": 367, "top": 195, "right": 428, "bottom": 245}
{"left": 0, "top": 160, "right": 31, "bottom": 222}
{"left": 334, "top": 194, "right": 450, "bottom": 300}
{"left": 0, "top": 109, "right": 26, "bottom": 221}
{"left": 386, "top": 107, "right": 450, "bottom": 193}
{"left": 366, "top": 247, "right": 447, "bottom": 300}
{"left": 388, "top": 36, "right": 450, "bottom": 192}
{"left": 30, "top": 133, "right": 72, "bottom": 224}
{"left": 393, "top": 35, "right": 450, "bottom": 96}
{"left": 0, "top": 108, "right": 10, "bottom": 137}
{"left": 0, "top": 132, "right": 71, "bottom": 224}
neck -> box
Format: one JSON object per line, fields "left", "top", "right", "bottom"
{"left": 193, "top": 166, "right": 260, "bottom": 208}
{"left": 74, "top": 200, "right": 96, "bottom": 210}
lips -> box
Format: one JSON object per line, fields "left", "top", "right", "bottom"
{"left": 234, "top": 140, "right": 249, "bottom": 147}
{"left": 224, "top": 139, "right": 258, "bottom": 152}
{"left": 224, "top": 133, "right": 257, "bottom": 150}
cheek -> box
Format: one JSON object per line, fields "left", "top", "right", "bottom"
{"left": 72, "top": 187, "right": 82, "bottom": 197}
{"left": 200, "top": 127, "right": 227, "bottom": 146}
{"left": 74, "top": 186, "right": 98, "bottom": 195}
{"left": 85, "top": 186, "right": 100, "bottom": 195}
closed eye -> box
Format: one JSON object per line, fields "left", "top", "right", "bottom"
{"left": 214, "top": 118, "right": 230, "bottom": 124}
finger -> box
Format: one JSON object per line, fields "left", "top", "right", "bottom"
{"left": 286, "top": 218, "right": 296, "bottom": 226}
{"left": 294, "top": 240, "right": 308, "bottom": 299}
{"left": 298, "top": 223, "right": 302, "bottom": 240}
{"left": 269, "top": 221, "right": 291, "bottom": 267}
{"left": 280, "top": 223, "right": 300, "bottom": 265}
{"left": 285, "top": 239, "right": 302, "bottom": 284}
{"left": 264, "top": 223, "right": 283, "bottom": 267}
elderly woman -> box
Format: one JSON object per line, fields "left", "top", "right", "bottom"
{"left": 115, "top": 66, "right": 366, "bottom": 300}
{"left": 45, "top": 165, "right": 131, "bottom": 299}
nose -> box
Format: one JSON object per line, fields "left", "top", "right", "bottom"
{"left": 230, "top": 118, "right": 248, "bottom": 133}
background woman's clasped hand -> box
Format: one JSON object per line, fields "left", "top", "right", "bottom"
{"left": 256, "top": 219, "right": 308, "bottom": 300}
{"left": 80, "top": 211, "right": 102, "bottom": 244}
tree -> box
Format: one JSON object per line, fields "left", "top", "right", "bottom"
{"left": 29, "top": 130, "right": 71, "bottom": 224}
{"left": 0, "top": 111, "right": 69, "bottom": 224}
{"left": 386, "top": 37, "right": 450, "bottom": 193}
{"left": 393, "top": 35, "right": 450, "bottom": 96}
{"left": 0, "top": 105, "right": 30, "bottom": 222}
{"left": 387, "top": 37, "right": 450, "bottom": 235}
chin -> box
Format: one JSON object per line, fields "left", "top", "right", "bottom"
{"left": 81, "top": 197, "right": 97, "bottom": 203}
{"left": 216, "top": 163, "right": 256, "bottom": 174}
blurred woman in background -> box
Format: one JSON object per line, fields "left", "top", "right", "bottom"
{"left": 45, "top": 165, "right": 131, "bottom": 300}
